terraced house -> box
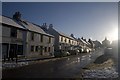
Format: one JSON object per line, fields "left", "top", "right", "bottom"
{"left": 45, "top": 24, "right": 78, "bottom": 53}
{"left": 1, "top": 12, "right": 54, "bottom": 60}
{"left": 41, "top": 23, "right": 94, "bottom": 55}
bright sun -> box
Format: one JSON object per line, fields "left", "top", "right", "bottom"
{"left": 106, "top": 27, "right": 118, "bottom": 42}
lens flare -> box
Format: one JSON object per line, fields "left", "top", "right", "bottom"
{"left": 106, "top": 27, "right": 118, "bottom": 42}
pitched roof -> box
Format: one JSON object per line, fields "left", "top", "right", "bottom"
{"left": 20, "top": 20, "right": 54, "bottom": 37}
{"left": 0, "top": 15, "right": 54, "bottom": 37}
{"left": 79, "top": 38, "right": 88, "bottom": 45}
{"left": 0, "top": 15, "right": 25, "bottom": 29}
{"left": 53, "top": 28, "right": 74, "bottom": 40}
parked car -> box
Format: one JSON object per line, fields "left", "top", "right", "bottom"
{"left": 68, "top": 50, "right": 78, "bottom": 55}
{"left": 54, "top": 50, "right": 70, "bottom": 57}
{"left": 79, "top": 48, "right": 84, "bottom": 53}
{"left": 64, "top": 51, "right": 71, "bottom": 56}
{"left": 83, "top": 48, "right": 90, "bottom": 53}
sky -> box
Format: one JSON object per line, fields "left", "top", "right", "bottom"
{"left": 2, "top": 2, "right": 118, "bottom": 42}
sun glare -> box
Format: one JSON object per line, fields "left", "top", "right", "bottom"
{"left": 106, "top": 27, "right": 118, "bottom": 42}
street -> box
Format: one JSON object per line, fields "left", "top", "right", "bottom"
{"left": 2, "top": 48, "right": 104, "bottom": 78}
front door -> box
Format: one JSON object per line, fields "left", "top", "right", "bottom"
{"left": 9, "top": 44, "right": 17, "bottom": 58}
{"left": 40, "top": 46, "right": 43, "bottom": 55}
{"left": 2, "top": 43, "right": 9, "bottom": 59}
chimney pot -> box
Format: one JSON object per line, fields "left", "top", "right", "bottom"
{"left": 13, "top": 11, "right": 21, "bottom": 21}
{"left": 49, "top": 24, "right": 53, "bottom": 28}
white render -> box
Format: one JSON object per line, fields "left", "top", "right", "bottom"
{"left": 1, "top": 15, "right": 54, "bottom": 59}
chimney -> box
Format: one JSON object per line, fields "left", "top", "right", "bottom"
{"left": 84, "top": 39, "right": 86, "bottom": 42}
{"left": 81, "top": 37, "right": 84, "bottom": 40}
{"left": 13, "top": 11, "right": 21, "bottom": 21}
{"left": 49, "top": 24, "right": 53, "bottom": 29}
{"left": 88, "top": 38, "right": 91, "bottom": 42}
{"left": 78, "top": 38, "right": 80, "bottom": 40}
{"left": 42, "top": 23, "right": 47, "bottom": 27}
{"left": 70, "top": 34, "right": 74, "bottom": 38}
{"left": 42, "top": 23, "right": 48, "bottom": 31}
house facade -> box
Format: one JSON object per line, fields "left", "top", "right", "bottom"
{"left": 102, "top": 37, "right": 110, "bottom": 48}
{"left": 1, "top": 15, "right": 26, "bottom": 59}
{"left": 93, "top": 40, "right": 102, "bottom": 49}
{"left": 1, "top": 12, "right": 54, "bottom": 60}
{"left": 46, "top": 24, "right": 78, "bottom": 52}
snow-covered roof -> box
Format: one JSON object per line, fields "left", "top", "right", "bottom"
{"left": 0, "top": 15, "right": 54, "bottom": 37}
{"left": 0, "top": 15, "right": 25, "bottom": 29}
{"left": 85, "top": 40, "right": 91, "bottom": 45}
{"left": 79, "top": 38, "right": 88, "bottom": 45}
{"left": 20, "top": 21, "right": 54, "bottom": 37}
{"left": 53, "top": 28, "right": 74, "bottom": 40}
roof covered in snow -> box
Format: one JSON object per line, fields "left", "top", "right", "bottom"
{"left": 79, "top": 38, "right": 88, "bottom": 45}
{"left": 53, "top": 28, "right": 75, "bottom": 40}
{"left": 20, "top": 20, "right": 54, "bottom": 37}
{"left": 0, "top": 15, "right": 54, "bottom": 37}
{"left": 0, "top": 15, "right": 25, "bottom": 29}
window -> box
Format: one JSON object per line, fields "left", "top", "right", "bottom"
{"left": 31, "top": 32, "right": 34, "bottom": 41}
{"left": 44, "top": 47, "right": 47, "bottom": 52}
{"left": 35, "top": 46, "right": 38, "bottom": 52}
{"left": 69, "top": 39, "right": 71, "bottom": 43}
{"left": 72, "top": 41, "right": 74, "bottom": 44}
{"left": 31, "top": 46, "right": 34, "bottom": 52}
{"left": 64, "top": 38, "right": 66, "bottom": 42}
{"left": 11, "top": 28, "right": 17, "bottom": 37}
{"left": 65, "top": 47, "right": 67, "bottom": 49}
{"left": 61, "top": 37, "right": 63, "bottom": 42}
{"left": 41, "top": 34, "right": 43, "bottom": 42}
{"left": 17, "top": 45, "right": 23, "bottom": 55}
{"left": 48, "top": 47, "right": 50, "bottom": 52}
{"left": 48, "top": 37, "right": 51, "bottom": 43}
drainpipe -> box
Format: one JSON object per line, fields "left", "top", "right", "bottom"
{"left": 22, "top": 30, "right": 27, "bottom": 57}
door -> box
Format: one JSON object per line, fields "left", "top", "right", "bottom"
{"left": 17, "top": 45, "right": 23, "bottom": 55}
{"left": 2, "top": 43, "right": 9, "bottom": 59}
{"left": 9, "top": 44, "right": 17, "bottom": 58}
{"left": 40, "top": 46, "right": 43, "bottom": 55}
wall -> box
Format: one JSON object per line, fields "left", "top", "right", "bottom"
{"left": 26, "top": 31, "right": 54, "bottom": 57}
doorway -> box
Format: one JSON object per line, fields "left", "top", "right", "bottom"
{"left": 2, "top": 43, "right": 9, "bottom": 59}
{"left": 9, "top": 44, "right": 17, "bottom": 58}
{"left": 40, "top": 46, "right": 43, "bottom": 55}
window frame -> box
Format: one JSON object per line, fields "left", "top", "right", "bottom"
{"left": 31, "top": 32, "right": 34, "bottom": 41}
{"left": 10, "top": 27, "right": 17, "bottom": 37}
{"left": 31, "top": 45, "right": 34, "bottom": 52}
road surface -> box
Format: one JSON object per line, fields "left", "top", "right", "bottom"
{"left": 2, "top": 48, "right": 104, "bottom": 78}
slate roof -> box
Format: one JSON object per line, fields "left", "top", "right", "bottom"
{"left": 53, "top": 28, "right": 74, "bottom": 40}
{"left": 21, "top": 21, "right": 54, "bottom": 37}
{"left": 0, "top": 15, "right": 25, "bottom": 29}
{"left": 0, "top": 15, "right": 54, "bottom": 37}
{"left": 79, "top": 38, "right": 88, "bottom": 45}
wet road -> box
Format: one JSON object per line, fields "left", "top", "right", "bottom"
{"left": 3, "top": 48, "right": 104, "bottom": 78}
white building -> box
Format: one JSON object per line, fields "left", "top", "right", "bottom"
{"left": 102, "top": 37, "right": 110, "bottom": 48}
{"left": 46, "top": 24, "right": 78, "bottom": 52}
{"left": 1, "top": 12, "right": 54, "bottom": 60}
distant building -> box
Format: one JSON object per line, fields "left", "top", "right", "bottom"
{"left": 46, "top": 24, "right": 78, "bottom": 52}
{"left": 93, "top": 40, "right": 102, "bottom": 49}
{"left": 1, "top": 12, "right": 54, "bottom": 60}
{"left": 102, "top": 37, "right": 110, "bottom": 48}
{"left": 88, "top": 39, "right": 94, "bottom": 47}
{"left": 77, "top": 37, "right": 93, "bottom": 52}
